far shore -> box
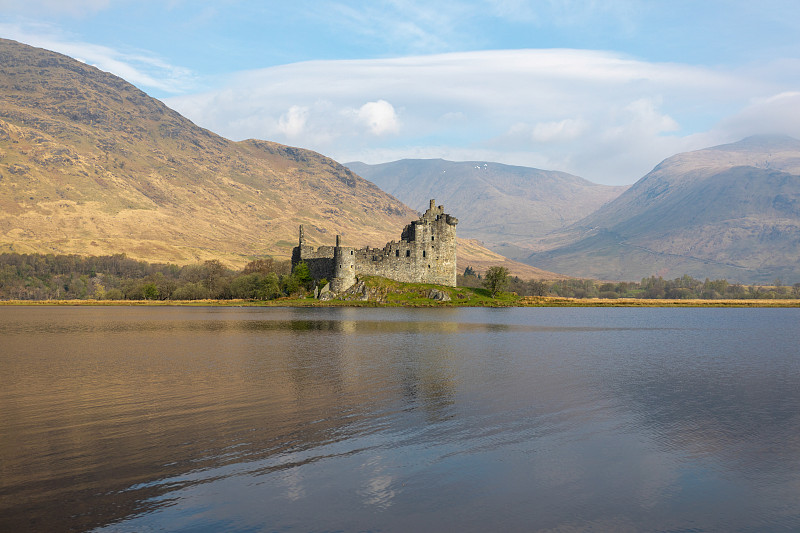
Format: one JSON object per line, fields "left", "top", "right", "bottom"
{"left": 2, "top": 297, "right": 799, "bottom": 308}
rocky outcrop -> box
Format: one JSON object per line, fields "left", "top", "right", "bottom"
{"left": 427, "top": 289, "right": 451, "bottom": 301}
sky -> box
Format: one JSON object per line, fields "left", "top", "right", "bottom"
{"left": 2, "top": 0, "right": 800, "bottom": 185}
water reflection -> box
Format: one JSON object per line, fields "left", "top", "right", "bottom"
{"left": 1, "top": 307, "right": 799, "bottom": 532}
{"left": 0, "top": 307, "right": 469, "bottom": 531}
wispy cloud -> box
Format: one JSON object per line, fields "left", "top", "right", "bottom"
{"left": 0, "top": 22, "right": 196, "bottom": 94}
{"left": 324, "top": 0, "right": 468, "bottom": 52}
{"left": 165, "top": 49, "right": 792, "bottom": 184}
{"left": 0, "top": 0, "right": 111, "bottom": 17}
{"left": 319, "top": 0, "right": 643, "bottom": 53}
{"left": 486, "top": 0, "right": 640, "bottom": 29}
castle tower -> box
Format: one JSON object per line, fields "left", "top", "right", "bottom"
{"left": 331, "top": 234, "right": 356, "bottom": 292}
{"left": 424, "top": 199, "right": 458, "bottom": 286}
{"left": 291, "top": 225, "right": 305, "bottom": 265}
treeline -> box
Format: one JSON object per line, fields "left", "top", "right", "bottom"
{"left": 458, "top": 270, "right": 800, "bottom": 299}
{"left": 0, "top": 253, "right": 318, "bottom": 301}
{"left": 3, "top": 252, "right": 799, "bottom": 301}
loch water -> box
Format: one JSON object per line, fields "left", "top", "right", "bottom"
{"left": 1, "top": 306, "right": 799, "bottom": 532}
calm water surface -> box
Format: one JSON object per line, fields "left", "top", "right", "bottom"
{"left": 1, "top": 306, "right": 799, "bottom": 532}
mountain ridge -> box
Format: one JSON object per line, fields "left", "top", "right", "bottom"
{"left": 526, "top": 135, "right": 800, "bottom": 283}
{"left": 346, "top": 158, "right": 627, "bottom": 260}
{"left": 0, "top": 38, "right": 556, "bottom": 279}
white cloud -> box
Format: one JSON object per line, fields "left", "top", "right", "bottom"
{"left": 164, "top": 48, "right": 792, "bottom": 184}
{"left": 623, "top": 98, "right": 679, "bottom": 133}
{"left": 278, "top": 106, "right": 309, "bottom": 137}
{"left": 357, "top": 100, "right": 400, "bottom": 135}
{"left": 717, "top": 92, "right": 800, "bottom": 139}
{"left": 531, "top": 118, "right": 587, "bottom": 143}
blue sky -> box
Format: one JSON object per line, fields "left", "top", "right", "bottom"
{"left": 2, "top": 0, "right": 800, "bottom": 184}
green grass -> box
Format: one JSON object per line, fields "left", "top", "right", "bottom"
{"left": 333, "top": 276, "right": 521, "bottom": 307}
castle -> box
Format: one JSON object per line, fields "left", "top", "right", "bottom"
{"left": 292, "top": 199, "right": 458, "bottom": 292}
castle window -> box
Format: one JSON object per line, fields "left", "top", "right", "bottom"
{"left": 422, "top": 250, "right": 426, "bottom": 258}
{"left": 406, "top": 250, "right": 410, "bottom": 257}
{"left": 431, "top": 236, "right": 434, "bottom": 241}
{"left": 395, "top": 250, "right": 399, "bottom": 257}
{"left": 350, "top": 250, "right": 353, "bottom": 255}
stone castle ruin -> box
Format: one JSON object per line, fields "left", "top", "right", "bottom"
{"left": 292, "top": 199, "right": 458, "bottom": 293}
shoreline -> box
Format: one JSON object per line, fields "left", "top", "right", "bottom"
{"left": 2, "top": 297, "right": 799, "bottom": 308}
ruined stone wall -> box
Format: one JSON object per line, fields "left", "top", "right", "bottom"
{"left": 291, "top": 199, "right": 458, "bottom": 291}
{"left": 296, "top": 245, "right": 336, "bottom": 281}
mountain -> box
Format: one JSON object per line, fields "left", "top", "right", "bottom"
{"left": 526, "top": 136, "right": 800, "bottom": 283}
{"left": 0, "top": 38, "right": 551, "bottom": 278}
{"left": 345, "top": 159, "right": 626, "bottom": 260}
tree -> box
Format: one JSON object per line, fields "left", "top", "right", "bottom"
{"left": 292, "top": 261, "right": 314, "bottom": 291}
{"left": 201, "top": 260, "right": 228, "bottom": 294}
{"left": 229, "top": 273, "right": 261, "bottom": 299}
{"left": 483, "top": 266, "right": 509, "bottom": 297}
{"left": 172, "top": 282, "right": 209, "bottom": 300}
{"left": 258, "top": 273, "right": 281, "bottom": 300}
{"left": 243, "top": 258, "right": 275, "bottom": 275}
{"left": 142, "top": 282, "right": 159, "bottom": 300}
{"left": 527, "top": 280, "right": 548, "bottom": 297}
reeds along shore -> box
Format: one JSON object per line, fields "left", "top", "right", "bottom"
{"left": 517, "top": 296, "right": 800, "bottom": 307}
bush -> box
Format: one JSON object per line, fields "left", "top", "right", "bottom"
{"left": 230, "top": 273, "right": 261, "bottom": 299}
{"left": 104, "top": 288, "right": 123, "bottom": 300}
{"left": 141, "top": 282, "right": 159, "bottom": 300}
{"left": 172, "top": 282, "right": 209, "bottom": 300}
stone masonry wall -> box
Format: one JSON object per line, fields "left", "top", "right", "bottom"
{"left": 292, "top": 199, "right": 458, "bottom": 292}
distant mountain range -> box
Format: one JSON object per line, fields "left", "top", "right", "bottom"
{"left": 350, "top": 136, "right": 800, "bottom": 284}
{"left": 3, "top": 38, "right": 797, "bottom": 284}
{"left": 527, "top": 135, "right": 800, "bottom": 283}
{"left": 0, "top": 38, "right": 555, "bottom": 279}
{"left": 346, "top": 159, "right": 626, "bottom": 260}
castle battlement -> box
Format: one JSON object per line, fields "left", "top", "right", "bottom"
{"left": 291, "top": 199, "right": 458, "bottom": 292}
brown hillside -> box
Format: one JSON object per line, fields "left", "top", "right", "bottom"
{"left": 0, "top": 38, "right": 546, "bottom": 276}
